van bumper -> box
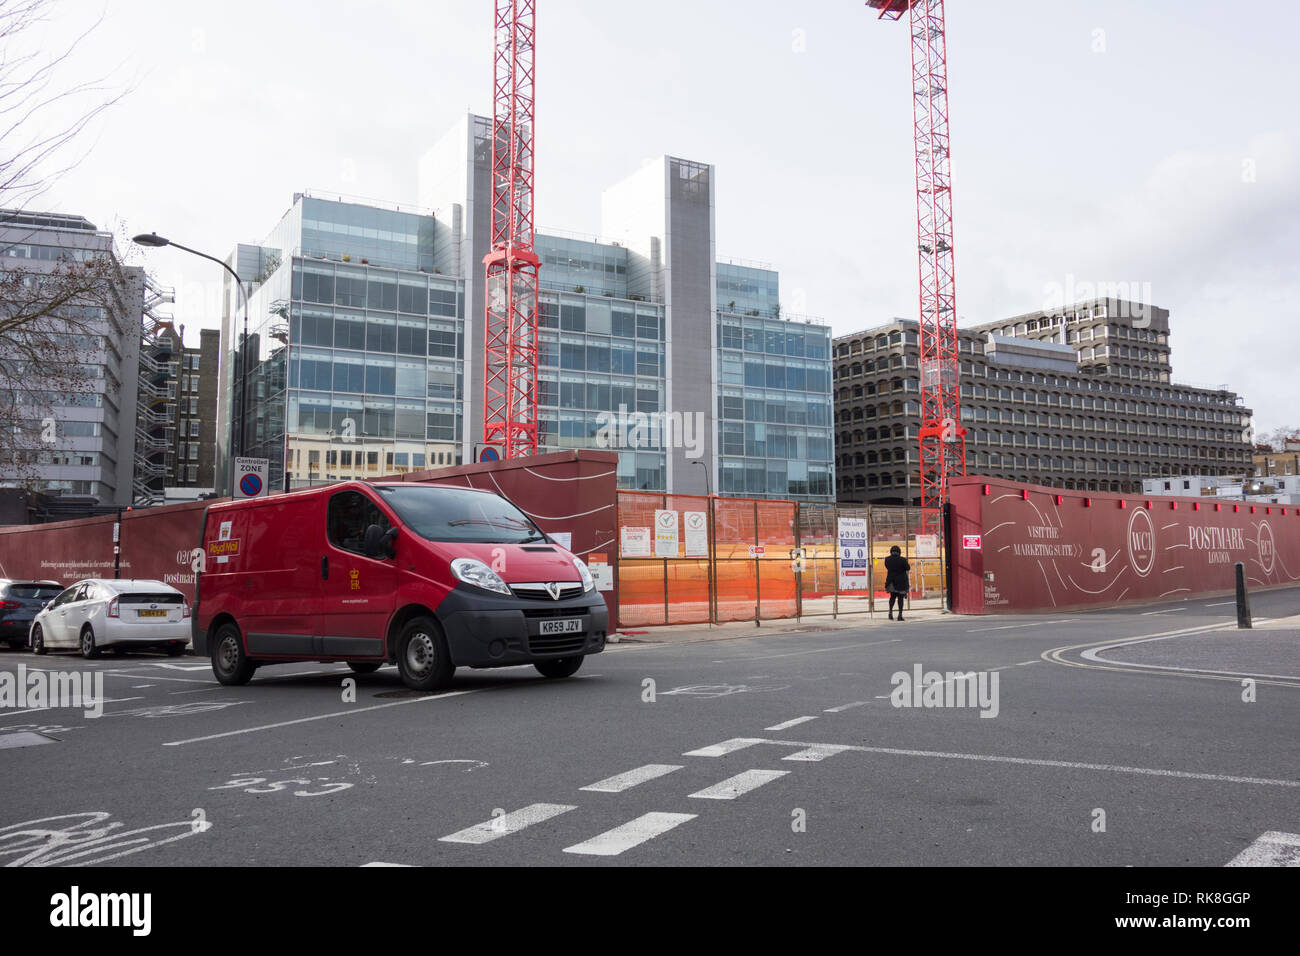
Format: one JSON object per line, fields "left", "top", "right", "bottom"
{"left": 435, "top": 586, "right": 609, "bottom": 668}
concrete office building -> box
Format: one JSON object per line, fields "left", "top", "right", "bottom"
{"left": 834, "top": 298, "right": 1253, "bottom": 504}
{"left": 218, "top": 114, "right": 834, "bottom": 499}
{"left": 0, "top": 210, "right": 147, "bottom": 508}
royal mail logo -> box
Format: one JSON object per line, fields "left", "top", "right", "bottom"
{"left": 1258, "top": 522, "right": 1276, "bottom": 575}
{"left": 207, "top": 538, "right": 240, "bottom": 557}
{"left": 1126, "top": 507, "right": 1155, "bottom": 578}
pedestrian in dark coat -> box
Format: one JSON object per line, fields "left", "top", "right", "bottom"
{"left": 884, "top": 545, "right": 910, "bottom": 621}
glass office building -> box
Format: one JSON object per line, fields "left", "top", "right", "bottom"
{"left": 218, "top": 118, "right": 835, "bottom": 500}
{"left": 218, "top": 195, "right": 467, "bottom": 491}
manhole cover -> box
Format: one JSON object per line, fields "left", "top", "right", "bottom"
{"left": 0, "top": 731, "right": 59, "bottom": 750}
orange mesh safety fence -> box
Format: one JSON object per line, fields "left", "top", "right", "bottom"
{"left": 616, "top": 492, "right": 797, "bottom": 627}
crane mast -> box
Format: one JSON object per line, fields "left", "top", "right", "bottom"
{"left": 869, "top": 0, "right": 966, "bottom": 533}
{"left": 482, "top": 0, "right": 540, "bottom": 459}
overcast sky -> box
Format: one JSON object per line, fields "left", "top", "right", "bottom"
{"left": 26, "top": 0, "right": 1300, "bottom": 435}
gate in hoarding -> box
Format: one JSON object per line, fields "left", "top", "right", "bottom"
{"left": 615, "top": 493, "right": 947, "bottom": 628}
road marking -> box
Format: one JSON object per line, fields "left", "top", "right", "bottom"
{"left": 765, "top": 716, "right": 818, "bottom": 731}
{"left": 966, "top": 623, "right": 1046, "bottom": 632}
{"left": 784, "top": 744, "right": 852, "bottom": 762}
{"left": 751, "top": 738, "right": 1300, "bottom": 788}
{"left": 1078, "top": 632, "right": 1300, "bottom": 683}
{"left": 162, "top": 690, "right": 478, "bottom": 746}
{"left": 1225, "top": 831, "right": 1300, "bottom": 867}
{"left": 580, "top": 764, "right": 683, "bottom": 793}
{"left": 824, "top": 701, "right": 870, "bottom": 713}
{"left": 683, "top": 738, "right": 765, "bottom": 758}
{"left": 689, "top": 769, "right": 789, "bottom": 800}
{"left": 1037, "top": 621, "right": 1300, "bottom": 688}
{"left": 1206, "top": 602, "right": 1236, "bottom": 607}
{"left": 562, "top": 812, "right": 696, "bottom": 856}
{"left": 142, "top": 663, "right": 212, "bottom": 672}
{"left": 1140, "top": 607, "right": 1187, "bottom": 615}
{"left": 362, "top": 861, "right": 412, "bottom": 867}
{"left": 718, "top": 638, "right": 900, "bottom": 662}
{"left": 1015, "top": 660, "right": 1040, "bottom": 666}
{"left": 438, "top": 803, "right": 575, "bottom": 845}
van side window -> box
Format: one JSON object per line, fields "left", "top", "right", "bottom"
{"left": 327, "top": 491, "right": 391, "bottom": 555}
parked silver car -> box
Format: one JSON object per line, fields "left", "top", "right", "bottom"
{"left": 30, "top": 579, "right": 190, "bottom": 658}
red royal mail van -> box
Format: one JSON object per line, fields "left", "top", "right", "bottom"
{"left": 192, "top": 481, "right": 608, "bottom": 690}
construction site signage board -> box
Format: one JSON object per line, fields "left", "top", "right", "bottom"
{"left": 838, "top": 517, "right": 869, "bottom": 590}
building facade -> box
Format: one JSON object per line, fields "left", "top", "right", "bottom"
{"left": 216, "top": 115, "right": 834, "bottom": 499}
{"left": 1254, "top": 441, "right": 1300, "bottom": 482}
{"left": 0, "top": 210, "right": 146, "bottom": 507}
{"left": 166, "top": 326, "right": 220, "bottom": 489}
{"left": 834, "top": 298, "right": 1253, "bottom": 504}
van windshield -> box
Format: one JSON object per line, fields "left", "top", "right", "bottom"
{"left": 376, "top": 486, "right": 545, "bottom": 544}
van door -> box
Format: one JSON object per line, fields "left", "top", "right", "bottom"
{"left": 235, "top": 497, "right": 322, "bottom": 658}
{"left": 320, "top": 489, "right": 398, "bottom": 657}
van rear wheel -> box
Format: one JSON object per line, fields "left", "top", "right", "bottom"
{"left": 396, "top": 617, "right": 452, "bottom": 691}
{"left": 535, "top": 656, "right": 583, "bottom": 679}
{"left": 212, "top": 623, "right": 255, "bottom": 686}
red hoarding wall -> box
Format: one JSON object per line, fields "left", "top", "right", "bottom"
{"left": 950, "top": 476, "right": 1300, "bottom": 614}
{"left": 0, "top": 499, "right": 216, "bottom": 603}
{"left": 0, "top": 450, "right": 619, "bottom": 619}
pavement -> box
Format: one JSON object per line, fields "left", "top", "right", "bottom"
{"left": 1, "top": 587, "right": 1297, "bottom": 867}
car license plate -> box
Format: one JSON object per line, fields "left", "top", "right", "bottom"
{"left": 137, "top": 609, "right": 167, "bottom": 618}
{"left": 539, "top": 618, "right": 581, "bottom": 635}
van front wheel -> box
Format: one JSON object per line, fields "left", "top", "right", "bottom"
{"left": 396, "top": 618, "right": 452, "bottom": 691}
{"left": 535, "top": 656, "right": 583, "bottom": 679}
{"left": 212, "top": 623, "right": 255, "bottom": 686}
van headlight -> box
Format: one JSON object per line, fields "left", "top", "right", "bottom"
{"left": 572, "top": 557, "right": 595, "bottom": 592}
{"left": 450, "top": 558, "right": 511, "bottom": 595}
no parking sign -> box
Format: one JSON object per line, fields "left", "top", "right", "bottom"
{"left": 234, "top": 457, "right": 269, "bottom": 499}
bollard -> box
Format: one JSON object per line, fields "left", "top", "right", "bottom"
{"left": 1234, "top": 561, "right": 1251, "bottom": 629}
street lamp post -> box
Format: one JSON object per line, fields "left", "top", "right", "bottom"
{"left": 132, "top": 233, "right": 249, "bottom": 496}
{"left": 689, "top": 458, "right": 712, "bottom": 498}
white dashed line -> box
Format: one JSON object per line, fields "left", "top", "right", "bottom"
{"left": 824, "top": 701, "right": 870, "bottom": 713}
{"left": 580, "top": 764, "right": 683, "bottom": 793}
{"left": 688, "top": 769, "right": 789, "bottom": 800}
{"left": 783, "top": 744, "right": 853, "bottom": 762}
{"left": 683, "top": 738, "right": 765, "bottom": 757}
{"left": 362, "top": 861, "right": 412, "bottom": 867}
{"left": 438, "top": 803, "right": 576, "bottom": 845}
{"left": 1225, "top": 831, "right": 1300, "bottom": 867}
{"left": 765, "top": 716, "right": 818, "bottom": 731}
{"left": 562, "top": 812, "right": 696, "bottom": 856}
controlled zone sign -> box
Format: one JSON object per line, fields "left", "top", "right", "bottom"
{"left": 234, "top": 457, "right": 269, "bottom": 499}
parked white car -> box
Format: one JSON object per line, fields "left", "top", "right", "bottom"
{"left": 30, "top": 579, "right": 190, "bottom": 658}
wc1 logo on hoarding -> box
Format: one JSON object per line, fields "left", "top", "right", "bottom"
{"left": 234, "top": 457, "right": 269, "bottom": 499}
{"left": 1126, "top": 506, "right": 1155, "bottom": 577}
{"left": 1258, "top": 522, "right": 1275, "bottom": 575}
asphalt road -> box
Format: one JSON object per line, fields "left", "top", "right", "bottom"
{"left": 2, "top": 588, "right": 1298, "bottom": 867}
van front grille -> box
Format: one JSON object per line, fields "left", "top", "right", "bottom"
{"left": 529, "top": 634, "right": 587, "bottom": 655}
{"left": 509, "top": 582, "right": 584, "bottom": 601}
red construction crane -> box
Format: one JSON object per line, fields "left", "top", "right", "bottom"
{"left": 868, "top": 0, "right": 966, "bottom": 533}
{"left": 482, "top": 0, "right": 540, "bottom": 459}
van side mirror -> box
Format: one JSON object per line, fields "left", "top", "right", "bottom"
{"left": 364, "top": 524, "right": 398, "bottom": 559}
